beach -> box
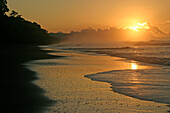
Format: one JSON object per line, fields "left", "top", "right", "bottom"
{"left": 2, "top": 0, "right": 170, "bottom": 113}
{"left": 26, "top": 46, "right": 170, "bottom": 113}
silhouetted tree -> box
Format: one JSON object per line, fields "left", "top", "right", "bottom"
{"left": 0, "top": 0, "right": 9, "bottom": 16}
{"left": 0, "top": 0, "right": 59, "bottom": 44}
{"left": 10, "top": 10, "right": 18, "bottom": 17}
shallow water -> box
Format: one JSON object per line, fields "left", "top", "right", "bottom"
{"left": 85, "top": 66, "right": 170, "bottom": 104}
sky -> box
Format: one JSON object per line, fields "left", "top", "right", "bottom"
{"left": 8, "top": 0, "right": 170, "bottom": 33}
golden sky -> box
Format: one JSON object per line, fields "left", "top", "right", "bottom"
{"left": 8, "top": 0, "right": 170, "bottom": 33}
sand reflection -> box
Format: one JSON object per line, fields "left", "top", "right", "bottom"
{"left": 129, "top": 63, "right": 141, "bottom": 92}
{"left": 131, "top": 63, "right": 138, "bottom": 70}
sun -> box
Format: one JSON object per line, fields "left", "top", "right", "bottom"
{"left": 130, "top": 26, "right": 139, "bottom": 31}
{"left": 129, "top": 22, "right": 150, "bottom": 32}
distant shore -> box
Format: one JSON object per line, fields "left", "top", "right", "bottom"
{"left": 0, "top": 44, "right": 55, "bottom": 113}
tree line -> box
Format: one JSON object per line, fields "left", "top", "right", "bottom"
{"left": 0, "top": 0, "right": 58, "bottom": 44}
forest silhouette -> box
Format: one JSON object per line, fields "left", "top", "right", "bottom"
{"left": 0, "top": 0, "right": 58, "bottom": 44}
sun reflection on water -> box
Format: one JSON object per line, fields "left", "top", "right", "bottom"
{"left": 131, "top": 63, "right": 138, "bottom": 70}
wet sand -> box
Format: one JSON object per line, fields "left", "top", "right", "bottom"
{"left": 0, "top": 44, "right": 55, "bottom": 113}
{"left": 27, "top": 48, "right": 170, "bottom": 113}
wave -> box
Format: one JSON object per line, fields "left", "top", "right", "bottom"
{"left": 135, "top": 42, "right": 170, "bottom": 46}
{"left": 63, "top": 46, "right": 134, "bottom": 51}
{"left": 62, "top": 46, "right": 170, "bottom": 66}
{"left": 91, "top": 51, "right": 170, "bottom": 66}
{"left": 85, "top": 69, "right": 170, "bottom": 104}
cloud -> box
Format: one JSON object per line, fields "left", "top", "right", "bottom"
{"left": 59, "top": 27, "right": 155, "bottom": 44}
{"left": 147, "top": 22, "right": 169, "bottom": 38}
{"left": 58, "top": 23, "right": 170, "bottom": 45}
{"left": 161, "top": 20, "right": 170, "bottom": 25}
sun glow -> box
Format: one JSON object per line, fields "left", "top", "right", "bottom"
{"left": 130, "top": 26, "right": 139, "bottom": 31}
{"left": 129, "top": 22, "right": 150, "bottom": 32}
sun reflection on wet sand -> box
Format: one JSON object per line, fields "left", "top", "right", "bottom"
{"left": 131, "top": 63, "right": 138, "bottom": 70}
{"left": 129, "top": 63, "right": 141, "bottom": 93}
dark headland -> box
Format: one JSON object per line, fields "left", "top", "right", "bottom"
{"left": 0, "top": 1, "right": 61, "bottom": 112}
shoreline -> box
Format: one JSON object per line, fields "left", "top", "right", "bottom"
{"left": 28, "top": 47, "right": 170, "bottom": 113}
{"left": 84, "top": 51, "right": 170, "bottom": 105}
{"left": 0, "top": 44, "right": 55, "bottom": 113}
{"left": 85, "top": 71, "right": 170, "bottom": 105}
